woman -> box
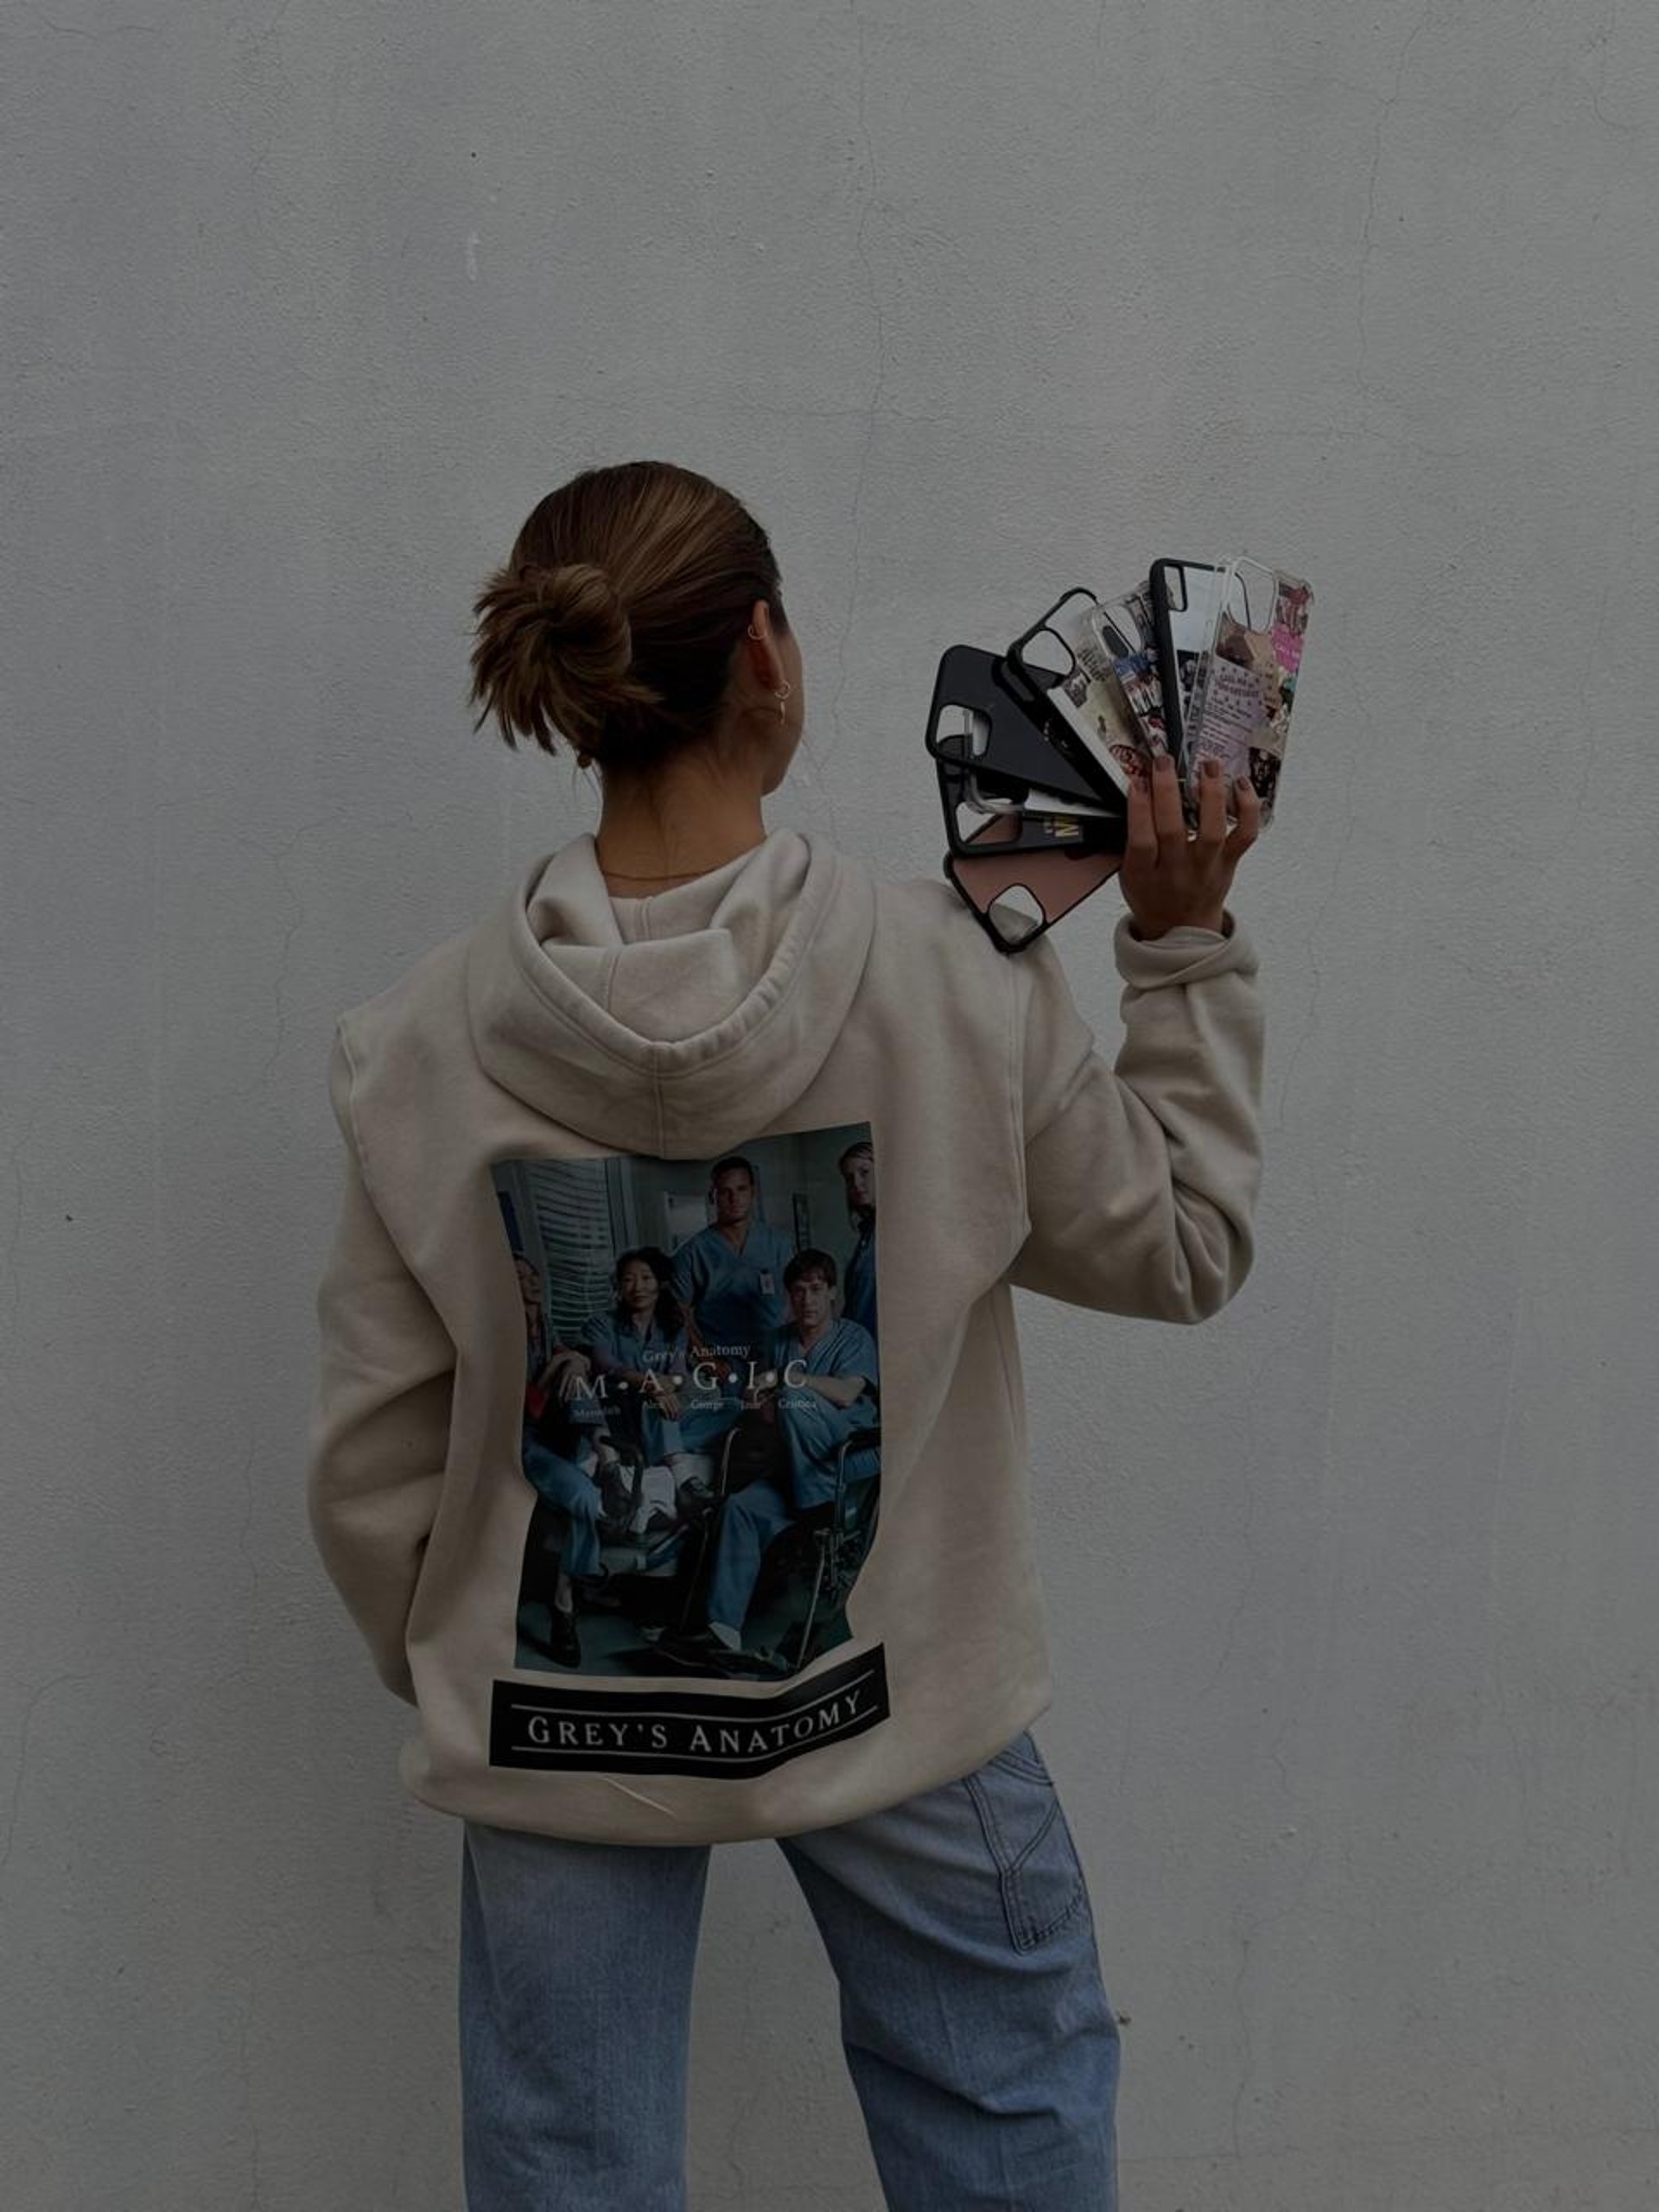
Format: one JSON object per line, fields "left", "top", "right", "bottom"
{"left": 306, "top": 459, "right": 1265, "bottom": 2210}
{"left": 577, "top": 1244, "right": 719, "bottom": 1542}
{"left": 508, "top": 1254, "right": 611, "bottom": 1665}
{"left": 513, "top": 1253, "right": 591, "bottom": 1427}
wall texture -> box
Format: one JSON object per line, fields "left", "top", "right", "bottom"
{"left": 4, "top": 2, "right": 1656, "bottom": 2206}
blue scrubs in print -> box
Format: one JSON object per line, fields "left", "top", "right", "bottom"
{"left": 671, "top": 1218, "right": 796, "bottom": 1375}
{"left": 520, "top": 1325, "right": 603, "bottom": 1581}
{"left": 842, "top": 1214, "right": 877, "bottom": 1339}
{"left": 579, "top": 1306, "right": 721, "bottom": 1464}
{"left": 764, "top": 1314, "right": 880, "bottom": 1510}
{"left": 702, "top": 1313, "right": 880, "bottom": 1641}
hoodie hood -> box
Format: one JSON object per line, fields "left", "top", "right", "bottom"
{"left": 464, "top": 825, "right": 879, "bottom": 1158}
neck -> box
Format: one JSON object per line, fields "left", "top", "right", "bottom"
{"left": 594, "top": 760, "right": 770, "bottom": 890}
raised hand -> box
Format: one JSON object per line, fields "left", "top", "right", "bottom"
{"left": 1118, "top": 753, "right": 1262, "bottom": 939}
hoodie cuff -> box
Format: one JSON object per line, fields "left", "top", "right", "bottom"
{"left": 1113, "top": 907, "right": 1259, "bottom": 990}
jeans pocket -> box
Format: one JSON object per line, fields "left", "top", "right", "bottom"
{"left": 963, "top": 1738, "right": 1089, "bottom": 1953}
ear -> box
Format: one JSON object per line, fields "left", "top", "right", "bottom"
{"left": 743, "top": 598, "right": 784, "bottom": 684}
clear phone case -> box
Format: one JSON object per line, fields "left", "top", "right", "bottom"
{"left": 1149, "top": 557, "right": 1230, "bottom": 773}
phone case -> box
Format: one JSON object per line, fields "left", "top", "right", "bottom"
{"left": 925, "top": 644, "right": 1113, "bottom": 811}
{"left": 1088, "top": 581, "right": 1172, "bottom": 766}
{"left": 965, "top": 767, "right": 1117, "bottom": 820}
{"left": 943, "top": 823, "right": 1123, "bottom": 956}
{"left": 1148, "top": 558, "right": 1229, "bottom": 773}
{"left": 1004, "top": 587, "right": 1147, "bottom": 801}
{"left": 938, "top": 747, "right": 1120, "bottom": 859}
{"left": 1177, "top": 554, "right": 1313, "bottom": 834}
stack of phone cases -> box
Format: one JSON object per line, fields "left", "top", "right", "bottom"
{"left": 931, "top": 554, "right": 1313, "bottom": 955}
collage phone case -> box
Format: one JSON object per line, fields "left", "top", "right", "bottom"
{"left": 1177, "top": 555, "right": 1313, "bottom": 834}
{"left": 1088, "top": 580, "right": 1172, "bottom": 766}
{"left": 1004, "top": 587, "right": 1147, "bottom": 801}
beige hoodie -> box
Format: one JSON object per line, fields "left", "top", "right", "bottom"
{"left": 305, "top": 824, "right": 1263, "bottom": 1845}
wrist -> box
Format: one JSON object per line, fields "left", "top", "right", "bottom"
{"left": 1140, "top": 904, "right": 1227, "bottom": 937}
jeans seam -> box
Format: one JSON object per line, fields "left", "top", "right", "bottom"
{"left": 1011, "top": 1863, "right": 1090, "bottom": 1948}
{"left": 988, "top": 1745, "right": 1050, "bottom": 1783}
{"left": 963, "top": 1770, "right": 1087, "bottom": 1951}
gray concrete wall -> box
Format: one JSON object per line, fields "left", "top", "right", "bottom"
{"left": 4, "top": 3, "right": 1656, "bottom": 2206}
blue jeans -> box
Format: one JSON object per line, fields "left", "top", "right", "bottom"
{"left": 458, "top": 1729, "right": 1120, "bottom": 2209}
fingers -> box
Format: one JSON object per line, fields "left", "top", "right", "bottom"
{"left": 1124, "top": 753, "right": 1196, "bottom": 861}
{"left": 1223, "top": 773, "right": 1262, "bottom": 860}
{"left": 1123, "top": 760, "right": 1159, "bottom": 863}
{"left": 1121, "top": 752, "right": 1262, "bottom": 938}
{"left": 1151, "top": 753, "right": 1186, "bottom": 842}
{"left": 1192, "top": 758, "right": 1229, "bottom": 849}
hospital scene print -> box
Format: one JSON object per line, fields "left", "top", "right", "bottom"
{"left": 491, "top": 1128, "right": 880, "bottom": 1683}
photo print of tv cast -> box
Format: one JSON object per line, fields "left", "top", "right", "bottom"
{"left": 491, "top": 1124, "right": 880, "bottom": 1682}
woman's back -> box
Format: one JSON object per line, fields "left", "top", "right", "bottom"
{"left": 307, "top": 814, "right": 1263, "bottom": 1843}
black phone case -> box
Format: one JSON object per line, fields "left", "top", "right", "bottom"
{"left": 925, "top": 644, "right": 1114, "bottom": 813}
{"left": 936, "top": 747, "right": 1122, "bottom": 860}
{"left": 941, "top": 836, "right": 1124, "bottom": 957}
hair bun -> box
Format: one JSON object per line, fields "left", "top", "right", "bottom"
{"left": 467, "top": 461, "right": 785, "bottom": 763}
{"left": 510, "top": 561, "right": 661, "bottom": 760}
{"left": 528, "top": 562, "right": 628, "bottom": 672}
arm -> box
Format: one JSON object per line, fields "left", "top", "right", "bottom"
{"left": 1005, "top": 907, "right": 1265, "bottom": 1324}
{"left": 304, "top": 1022, "right": 455, "bottom": 1705}
{"left": 580, "top": 1312, "right": 626, "bottom": 1380}
{"left": 789, "top": 1371, "right": 869, "bottom": 1410}
{"left": 671, "top": 1253, "right": 729, "bottom": 1377}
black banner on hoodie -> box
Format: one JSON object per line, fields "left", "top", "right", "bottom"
{"left": 489, "top": 1643, "right": 891, "bottom": 1777}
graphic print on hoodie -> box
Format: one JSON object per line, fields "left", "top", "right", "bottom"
{"left": 491, "top": 1131, "right": 882, "bottom": 1745}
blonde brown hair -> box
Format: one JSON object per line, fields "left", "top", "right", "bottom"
{"left": 467, "top": 460, "right": 789, "bottom": 776}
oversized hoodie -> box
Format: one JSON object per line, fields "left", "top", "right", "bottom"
{"left": 305, "top": 824, "right": 1264, "bottom": 1846}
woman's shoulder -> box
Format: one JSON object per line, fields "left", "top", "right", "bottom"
{"left": 331, "top": 917, "right": 474, "bottom": 1059}
{"left": 874, "top": 865, "right": 1016, "bottom": 950}
{"left": 864, "top": 867, "right": 1023, "bottom": 1024}
{"left": 327, "top": 875, "right": 531, "bottom": 1122}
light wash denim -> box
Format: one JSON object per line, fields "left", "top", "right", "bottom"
{"left": 459, "top": 1727, "right": 1120, "bottom": 2209}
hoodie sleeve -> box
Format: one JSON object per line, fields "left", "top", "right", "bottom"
{"left": 1005, "top": 906, "right": 1265, "bottom": 1323}
{"left": 304, "top": 1020, "right": 456, "bottom": 1705}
